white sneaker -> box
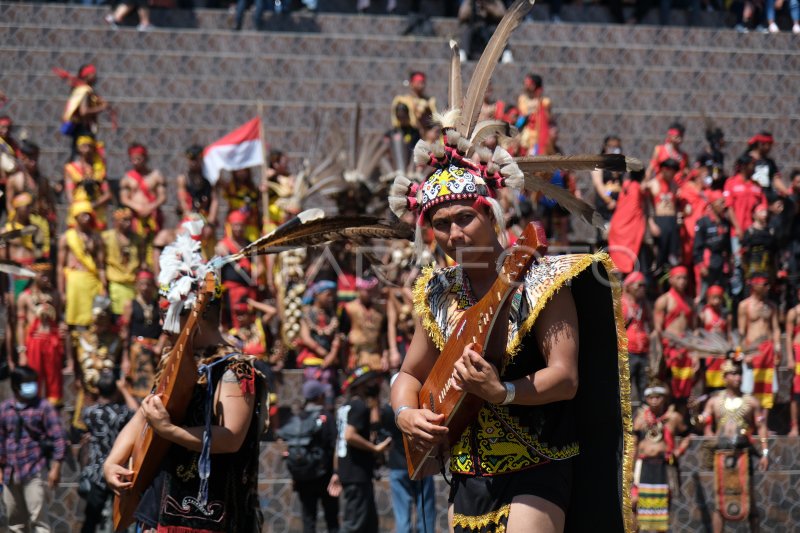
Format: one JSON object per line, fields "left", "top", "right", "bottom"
{"left": 137, "top": 23, "right": 154, "bottom": 31}
{"left": 768, "top": 22, "right": 779, "bottom": 33}
{"left": 734, "top": 24, "right": 748, "bottom": 33}
{"left": 104, "top": 14, "right": 118, "bottom": 29}
{"left": 501, "top": 49, "right": 514, "bottom": 64}
{"left": 793, "top": 23, "right": 800, "bottom": 34}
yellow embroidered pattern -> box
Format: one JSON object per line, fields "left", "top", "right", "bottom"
{"left": 413, "top": 253, "right": 634, "bottom": 532}
{"left": 452, "top": 504, "right": 510, "bottom": 532}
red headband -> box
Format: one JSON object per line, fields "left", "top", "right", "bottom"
{"left": 749, "top": 276, "right": 769, "bottom": 285}
{"left": 79, "top": 64, "right": 96, "bottom": 79}
{"left": 227, "top": 210, "right": 248, "bottom": 225}
{"left": 706, "top": 190, "right": 724, "bottom": 203}
{"left": 669, "top": 266, "right": 688, "bottom": 278}
{"left": 128, "top": 145, "right": 147, "bottom": 158}
{"left": 233, "top": 302, "right": 250, "bottom": 313}
{"left": 410, "top": 73, "right": 425, "bottom": 83}
{"left": 136, "top": 270, "right": 155, "bottom": 281}
{"left": 667, "top": 128, "right": 681, "bottom": 137}
{"left": 749, "top": 134, "right": 774, "bottom": 145}
{"left": 0, "top": 117, "right": 11, "bottom": 126}
{"left": 706, "top": 285, "right": 724, "bottom": 297}
{"left": 624, "top": 271, "right": 645, "bottom": 287}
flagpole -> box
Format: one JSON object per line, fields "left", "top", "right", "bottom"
{"left": 257, "top": 101, "right": 270, "bottom": 233}
{"left": 257, "top": 101, "right": 276, "bottom": 297}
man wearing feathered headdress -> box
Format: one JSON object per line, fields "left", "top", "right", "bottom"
{"left": 389, "top": 35, "right": 633, "bottom": 528}
{"left": 104, "top": 219, "right": 268, "bottom": 532}
{"left": 54, "top": 64, "right": 109, "bottom": 156}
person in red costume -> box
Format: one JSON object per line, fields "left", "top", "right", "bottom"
{"left": 216, "top": 209, "right": 261, "bottom": 328}
{"left": 701, "top": 285, "right": 732, "bottom": 394}
{"left": 653, "top": 266, "right": 697, "bottom": 418}
{"left": 646, "top": 123, "right": 689, "bottom": 186}
{"left": 622, "top": 271, "right": 653, "bottom": 407}
{"left": 608, "top": 170, "right": 648, "bottom": 277}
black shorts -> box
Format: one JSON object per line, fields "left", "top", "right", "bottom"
{"left": 449, "top": 458, "right": 573, "bottom": 531}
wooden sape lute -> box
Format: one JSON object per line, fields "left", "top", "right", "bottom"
{"left": 113, "top": 272, "right": 217, "bottom": 531}
{"left": 405, "top": 222, "right": 547, "bottom": 480}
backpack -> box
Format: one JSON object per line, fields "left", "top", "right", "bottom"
{"left": 278, "top": 410, "right": 330, "bottom": 482}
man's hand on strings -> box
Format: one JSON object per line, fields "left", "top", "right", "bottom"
{"left": 451, "top": 343, "right": 505, "bottom": 404}
{"left": 141, "top": 393, "right": 172, "bottom": 435}
{"left": 395, "top": 408, "right": 448, "bottom": 452}
{"left": 104, "top": 463, "right": 134, "bottom": 495}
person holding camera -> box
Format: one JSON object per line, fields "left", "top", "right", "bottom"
{"left": 0, "top": 366, "right": 67, "bottom": 532}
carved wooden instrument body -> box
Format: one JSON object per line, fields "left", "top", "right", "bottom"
{"left": 405, "top": 222, "right": 547, "bottom": 480}
{"left": 113, "top": 273, "right": 216, "bottom": 531}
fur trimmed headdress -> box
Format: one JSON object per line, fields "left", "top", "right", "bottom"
{"left": 389, "top": 0, "right": 642, "bottom": 261}
{"left": 158, "top": 218, "right": 221, "bottom": 334}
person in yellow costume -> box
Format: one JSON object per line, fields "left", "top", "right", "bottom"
{"left": 102, "top": 208, "right": 145, "bottom": 316}
{"left": 64, "top": 136, "right": 112, "bottom": 229}
{"left": 3, "top": 193, "right": 51, "bottom": 298}
{"left": 57, "top": 201, "right": 107, "bottom": 329}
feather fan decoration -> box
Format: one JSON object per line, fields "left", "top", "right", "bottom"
{"left": 516, "top": 154, "right": 643, "bottom": 174}
{"left": 470, "top": 120, "right": 515, "bottom": 146}
{"left": 518, "top": 154, "right": 644, "bottom": 229}
{"left": 456, "top": 0, "right": 535, "bottom": 138}
{"left": 0, "top": 260, "right": 36, "bottom": 278}
{"left": 0, "top": 225, "right": 38, "bottom": 243}
{"left": 662, "top": 330, "right": 759, "bottom": 359}
{"left": 524, "top": 173, "right": 607, "bottom": 229}
{"left": 216, "top": 210, "right": 412, "bottom": 263}
{"left": 449, "top": 40, "right": 463, "bottom": 110}
{"left": 252, "top": 220, "right": 414, "bottom": 255}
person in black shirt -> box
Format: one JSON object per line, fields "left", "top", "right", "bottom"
{"left": 80, "top": 371, "right": 138, "bottom": 533}
{"left": 120, "top": 270, "right": 164, "bottom": 401}
{"left": 329, "top": 366, "right": 391, "bottom": 533}
{"left": 176, "top": 145, "right": 218, "bottom": 223}
{"left": 746, "top": 131, "right": 788, "bottom": 197}
{"left": 741, "top": 204, "right": 778, "bottom": 283}
{"left": 693, "top": 190, "right": 732, "bottom": 299}
{"left": 280, "top": 379, "right": 339, "bottom": 533}
{"left": 381, "top": 377, "right": 436, "bottom": 533}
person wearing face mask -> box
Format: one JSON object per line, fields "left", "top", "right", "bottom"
{"left": 0, "top": 366, "right": 67, "bottom": 532}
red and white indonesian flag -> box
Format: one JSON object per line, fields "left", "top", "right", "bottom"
{"left": 203, "top": 117, "right": 265, "bottom": 184}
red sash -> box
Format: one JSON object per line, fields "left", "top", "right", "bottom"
{"left": 665, "top": 288, "right": 692, "bottom": 328}
{"left": 126, "top": 169, "right": 157, "bottom": 203}
{"left": 221, "top": 236, "right": 251, "bottom": 271}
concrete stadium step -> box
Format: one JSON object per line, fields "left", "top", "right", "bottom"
{"left": 11, "top": 96, "right": 798, "bottom": 129}
{"left": 3, "top": 46, "right": 797, "bottom": 96}
{"left": 0, "top": 2, "right": 781, "bottom": 46}
{"left": 6, "top": 70, "right": 800, "bottom": 110}
{"left": 5, "top": 27, "right": 800, "bottom": 70}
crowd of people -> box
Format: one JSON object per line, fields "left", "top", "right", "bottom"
{"left": 0, "top": 59, "right": 799, "bottom": 532}
{"left": 85, "top": 0, "right": 800, "bottom": 33}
